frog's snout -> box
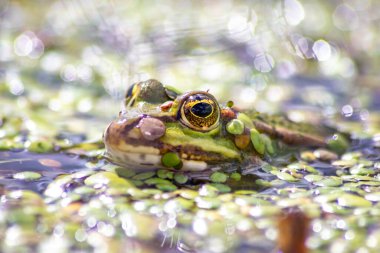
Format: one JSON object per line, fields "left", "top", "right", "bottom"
{"left": 103, "top": 116, "right": 166, "bottom": 148}
{"left": 103, "top": 118, "right": 165, "bottom": 169}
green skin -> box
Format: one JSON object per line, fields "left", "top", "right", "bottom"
{"left": 103, "top": 79, "right": 333, "bottom": 171}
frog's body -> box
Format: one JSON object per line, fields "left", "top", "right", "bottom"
{"left": 104, "top": 79, "right": 336, "bottom": 171}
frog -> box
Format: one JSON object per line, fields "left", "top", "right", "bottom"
{"left": 104, "top": 79, "right": 347, "bottom": 171}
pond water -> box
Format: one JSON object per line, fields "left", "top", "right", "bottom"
{"left": 1, "top": 1, "right": 380, "bottom": 253}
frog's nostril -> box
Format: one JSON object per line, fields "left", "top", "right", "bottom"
{"left": 138, "top": 117, "right": 166, "bottom": 141}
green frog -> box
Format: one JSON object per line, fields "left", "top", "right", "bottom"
{"left": 104, "top": 79, "right": 346, "bottom": 171}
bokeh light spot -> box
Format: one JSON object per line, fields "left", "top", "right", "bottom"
{"left": 284, "top": 0, "right": 305, "bottom": 26}
{"left": 253, "top": 53, "right": 275, "bottom": 73}
{"left": 312, "top": 40, "right": 331, "bottom": 61}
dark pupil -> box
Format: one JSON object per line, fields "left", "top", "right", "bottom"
{"left": 191, "top": 102, "right": 212, "bottom": 117}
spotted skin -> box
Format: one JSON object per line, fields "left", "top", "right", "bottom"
{"left": 104, "top": 79, "right": 333, "bottom": 171}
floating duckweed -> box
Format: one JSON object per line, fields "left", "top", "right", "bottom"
{"left": 260, "top": 134, "right": 275, "bottom": 155}
{"left": 230, "top": 172, "right": 241, "bottom": 181}
{"left": 8, "top": 190, "right": 43, "bottom": 203}
{"left": 321, "top": 203, "right": 350, "bottom": 215}
{"left": 340, "top": 186, "right": 367, "bottom": 195}
{"left": 210, "top": 183, "right": 231, "bottom": 193}
{"left": 314, "top": 192, "right": 342, "bottom": 203}
{"left": 218, "top": 202, "right": 239, "bottom": 215}
{"left": 235, "top": 196, "right": 271, "bottom": 206}
{"left": 286, "top": 169, "right": 303, "bottom": 179}
{"left": 157, "top": 169, "right": 174, "bottom": 179}
{"left": 13, "top": 171, "right": 42, "bottom": 181}
{"left": 277, "top": 197, "right": 311, "bottom": 207}
{"left": 346, "top": 181, "right": 380, "bottom": 187}
{"left": 130, "top": 179, "right": 144, "bottom": 187}
{"left": 195, "top": 196, "right": 221, "bottom": 209}
{"left": 337, "top": 194, "right": 372, "bottom": 208}
{"left": 218, "top": 193, "right": 233, "bottom": 202}
{"left": 115, "top": 168, "right": 136, "bottom": 178}
{"left": 287, "top": 163, "right": 318, "bottom": 174}
{"left": 300, "top": 151, "right": 316, "bottom": 161}
{"left": 7, "top": 209, "right": 37, "bottom": 226}
{"left": 179, "top": 189, "right": 199, "bottom": 199}
{"left": 250, "top": 128, "right": 265, "bottom": 155}
{"left": 289, "top": 189, "right": 312, "bottom": 199}
{"left": 137, "top": 190, "right": 160, "bottom": 198}
{"left": 84, "top": 171, "right": 117, "bottom": 186}
{"left": 342, "top": 151, "right": 362, "bottom": 161}
{"left": 199, "top": 184, "right": 219, "bottom": 197}
{"left": 304, "top": 174, "right": 323, "bottom": 183}
{"left": 73, "top": 186, "right": 96, "bottom": 195}
{"left": 156, "top": 183, "right": 177, "bottom": 191}
{"left": 302, "top": 165, "right": 318, "bottom": 174}
{"left": 359, "top": 159, "right": 374, "bottom": 167}
{"left": 327, "top": 133, "right": 349, "bottom": 154}
{"left": 271, "top": 171, "right": 298, "bottom": 182}
{"left": 161, "top": 152, "right": 181, "bottom": 168}
{"left": 132, "top": 171, "right": 155, "bottom": 181}
{"left": 127, "top": 188, "right": 150, "bottom": 198}
{"left": 133, "top": 200, "right": 154, "bottom": 211}
{"left": 255, "top": 179, "right": 272, "bottom": 187}
{"left": 0, "top": 139, "right": 14, "bottom": 150}
{"left": 164, "top": 198, "right": 193, "bottom": 212}
{"left": 144, "top": 177, "right": 172, "bottom": 186}
{"left": 314, "top": 177, "right": 343, "bottom": 187}
{"left": 237, "top": 113, "right": 254, "bottom": 128}
{"left": 271, "top": 179, "right": 287, "bottom": 187}
{"left": 109, "top": 177, "right": 135, "bottom": 189}
{"left": 210, "top": 172, "right": 228, "bottom": 183}
{"left": 332, "top": 159, "right": 357, "bottom": 168}
{"left": 174, "top": 173, "right": 188, "bottom": 184}
{"left": 262, "top": 163, "right": 278, "bottom": 173}
{"left": 25, "top": 140, "right": 54, "bottom": 153}
{"left": 226, "top": 119, "right": 244, "bottom": 135}
{"left": 71, "top": 170, "right": 95, "bottom": 179}
{"left": 234, "top": 190, "right": 257, "bottom": 195}
{"left": 249, "top": 206, "right": 281, "bottom": 217}
{"left": 350, "top": 165, "right": 375, "bottom": 175}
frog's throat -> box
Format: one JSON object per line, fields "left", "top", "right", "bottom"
{"left": 105, "top": 143, "right": 208, "bottom": 171}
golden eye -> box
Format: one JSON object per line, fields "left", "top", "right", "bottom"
{"left": 179, "top": 92, "right": 220, "bottom": 132}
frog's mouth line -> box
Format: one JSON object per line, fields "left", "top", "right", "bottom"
{"left": 105, "top": 143, "right": 208, "bottom": 171}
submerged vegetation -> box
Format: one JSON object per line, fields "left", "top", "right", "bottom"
{"left": 1, "top": 1, "right": 380, "bottom": 252}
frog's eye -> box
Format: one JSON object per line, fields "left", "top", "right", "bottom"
{"left": 179, "top": 92, "right": 220, "bottom": 132}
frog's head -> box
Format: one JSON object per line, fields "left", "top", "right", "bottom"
{"left": 104, "top": 79, "right": 247, "bottom": 171}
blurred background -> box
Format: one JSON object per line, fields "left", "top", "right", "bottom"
{"left": 1, "top": 0, "right": 380, "bottom": 138}
{"left": 2, "top": 2, "right": 380, "bottom": 252}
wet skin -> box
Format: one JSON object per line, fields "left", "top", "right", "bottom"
{"left": 104, "top": 79, "right": 333, "bottom": 171}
